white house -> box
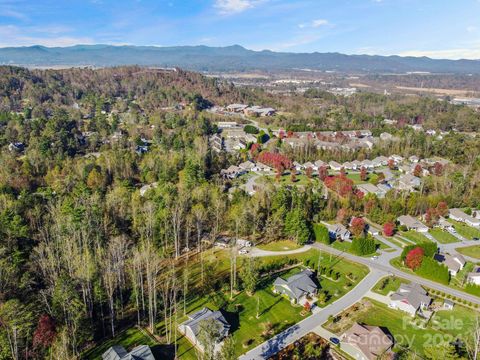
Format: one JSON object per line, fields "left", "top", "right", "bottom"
{"left": 449, "top": 208, "right": 480, "bottom": 227}
{"left": 434, "top": 253, "right": 466, "bottom": 276}
{"left": 329, "top": 161, "right": 343, "bottom": 171}
{"left": 397, "top": 215, "right": 429, "bottom": 233}
{"left": 327, "top": 223, "right": 351, "bottom": 241}
{"left": 467, "top": 267, "right": 480, "bottom": 285}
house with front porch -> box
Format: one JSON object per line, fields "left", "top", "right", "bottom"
{"left": 273, "top": 269, "right": 318, "bottom": 305}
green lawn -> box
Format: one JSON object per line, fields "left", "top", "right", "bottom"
{"left": 429, "top": 228, "right": 459, "bottom": 244}
{"left": 261, "top": 173, "right": 320, "bottom": 186}
{"left": 448, "top": 219, "right": 480, "bottom": 240}
{"left": 372, "top": 276, "right": 409, "bottom": 296}
{"left": 346, "top": 172, "right": 379, "bottom": 185}
{"left": 257, "top": 240, "right": 301, "bottom": 251}
{"left": 400, "top": 230, "right": 431, "bottom": 244}
{"left": 456, "top": 245, "right": 480, "bottom": 260}
{"left": 324, "top": 298, "right": 479, "bottom": 357}
{"left": 83, "top": 327, "right": 161, "bottom": 359}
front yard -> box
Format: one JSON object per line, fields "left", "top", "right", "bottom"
{"left": 400, "top": 230, "right": 431, "bottom": 244}
{"left": 257, "top": 240, "right": 301, "bottom": 251}
{"left": 456, "top": 245, "right": 480, "bottom": 260}
{"left": 448, "top": 219, "right": 480, "bottom": 240}
{"left": 429, "top": 228, "right": 459, "bottom": 244}
{"left": 372, "top": 276, "right": 409, "bottom": 296}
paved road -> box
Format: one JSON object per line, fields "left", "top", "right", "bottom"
{"left": 239, "top": 269, "right": 386, "bottom": 360}
{"left": 312, "top": 243, "right": 480, "bottom": 306}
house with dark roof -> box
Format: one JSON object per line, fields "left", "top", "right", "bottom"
{"left": 178, "top": 307, "right": 230, "bottom": 353}
{"left": 342, "top": 323, "right": 394, "bottom": 360}
{"left": 102, "top": 345, "right": 155, "bottom": 360}
{"left": 326, "top": 223, "right": 351, "bottom": 241}
{"left": 434, "top": 253, "right": 466, "bottom": 276}
{"left": 273, "top": 269, "right": 318, "bottom": 305}
{"left": 397, "top": 215, "right": 429, "bottom": 233}
{"left": 389, "top": 283, "right": 431, "bottom": 317}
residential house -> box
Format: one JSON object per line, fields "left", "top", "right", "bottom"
{"left": 351, "top": 160, "right": 362, "bottom": 170}
{"left": 390, "top": 154, "right": 404, "bottom": 164}
{"left": 467, "top": 267, "right": 480, "bottom": 285}
{"left": 273, "top": 269, "right": 318, "bottom": 305}
{"left": 8, "top": 142, "right": 25, "bottom": 152}
{"left": 374, "top": 156, "right": 389, "bottom": 166}
{"left": 284, "top": 137, "right": 310, "bottom": 149}
{"left": 303, "top": 161, "right": 317, "bottom": 171}
{"left": 315, "top": 140, "right": 341, "bottom": 151}
{"left": 220, "top": 165, "right": 245, "bottom": 179}
{"left": 179, "top": 307, "right": 231, "bottom": 353}
{"left": 380, "top": 132, "right": 394, "bottom": 141}
{"left": 449, "top": 208, "right": 480, "bottom": 227}
{"left": 436, "top": 217, "right": 455, "bottom": 232}
{"left": 380, "top": 169, "right": 395, "bottom": 182}
{"left": 293, "top": 161, "right": 303, "bottom": 172}
{"left": 238, "top": 160, "right": 256, "bottom": 172}
{"left": 254, "top": 162, "right": 273, "bottom": 172}
{"left": 102, "top": 345, "right": 155, "bottom": 360}
{"left": 329, "top": 161, "right": 343, "bottom": 171}
{"left": 357, "top": 183, "right": 387, "bottom": 198}
{"left": 327, "top": 223, "right": 351, "bottom": 241}
{"left": 397, "top": 174, "right": 421, "bottom": 191}
{"left": 139, "top": 182, "right": 158, "bottom": 197}
{"left": 397, "top": 215, "right": 429, "bottom": 233}
{"left": 361, "top": 159, "right": 374, "bottom": 170}
{"left": 409, "top": 155, "right": 420, "bottom": 163}
{"left": 434, "top": 253, "right": 466, "bottom": 276}
{"left": 389, "top": 283, "right": 432, "bottom": 317}
{"left": 209, "top": 134, "right": 224, "bottom": 153}
{"left": 314, "top": 160, "right": 327, "bottom": 169}
{"left": 342, "top": 323, "right": 394, "bottom": 360}
{"left": 225, "top": 104, "right": 248, "bottom": 113}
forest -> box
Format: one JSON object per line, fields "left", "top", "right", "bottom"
{"left": 1, "top": 65, "right": 480, "bottom": 359}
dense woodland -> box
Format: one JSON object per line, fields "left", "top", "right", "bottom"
{"left": 1, "top": 66, "right": 480, "bottom": 359}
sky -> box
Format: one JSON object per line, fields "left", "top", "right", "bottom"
{"left": 0, "top": 0, "right": 480, "bottom": 59}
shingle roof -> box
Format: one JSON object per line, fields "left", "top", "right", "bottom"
{"left": 391, "top": 283, "right": 431, "bottom": 310}
{"left": 273, "top": 269, "right": 318, "bottom": 301}
{"left": 102, "top": 345, "right": 155, "bottom": 360}
{"left": 181, "top": 307, "right": 230, "bottom": 339}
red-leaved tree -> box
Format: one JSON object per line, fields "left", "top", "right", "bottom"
{"left": 405, "top": 247, "right": 425, "bottom": 270}
{"left": 324, "top": 174, "right": 354, "bottom": 197}
{"left": 305, "top": 167, "right": 313, "bottom": 179}
{"left": 413, "top": 164, "right": 422, "bottom": 177}
{"left": 437, "top": 201, "right": 449, "bottom": 217}
{"left": 257, "top": 151, "right": 292, "bottom": 172}
{"left": 350, "top": 217, "right": 365, "bottom": 237}
{"left": 434, "top": 162, "right": 444, "bottom": 176}
{"left": 33, "top": 314, "right": 57, "bottom": 349}
{"left": 318, "top": 166, "right": 328, "bottom": 181}
{"left": 383, "top": 222, "right": 395, "bottom": 237}
{"left": 388, "top": 159, "right": 395, "bottom": 170}
{"left": 360, "top": 167, "right": 367, "bottom": 181}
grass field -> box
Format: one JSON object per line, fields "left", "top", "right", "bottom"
{"left": 324, "top": 298, "right": 478, "bottom": 357}
{"left": 372, "top": 276, "right": 409, "bottom": 296}
{"left": 346, "top": 172, "right": 379, "bottom": 184}
{"left": 429, "top": 228, "right": 459, "bottom": 244}
{"left": 262, "top": 173, "right": 320, "bottom": 186}
{"left": 448, "top": 219, "right": 480, "bottom": 240}
{"left": 84, "top": 248, "right": 369, "bottom": 359}
{"left": 257, "top": 240, "right": 301, "bottom": 251}
{"left": 456, "top": 245, "right": 480, "bottom": 259}
{"left": 331, "top": 237, "right": 389, "bottom": 256}
{"left": 400, "top": 230, "right": 431, "bottom": 244}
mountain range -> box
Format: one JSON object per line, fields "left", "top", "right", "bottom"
{"left": 1, "top": 44, "right": 479, "bottom": 74}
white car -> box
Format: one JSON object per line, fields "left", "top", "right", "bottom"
{"left": 239, "top": 249, "right": 249, "bottom": 255}
{"left": 371, "top": 255, "right": 378, "bottom": 260}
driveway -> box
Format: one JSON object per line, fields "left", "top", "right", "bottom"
{"left": 249, "top": 245, "right": 312, "bottom": 258}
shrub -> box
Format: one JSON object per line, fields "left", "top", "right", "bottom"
{"left": 313, "top": 223, "right": 331, "bottom": 244}
{"left": 466, "top": 283, "right": 480, "bottom": 297}
{"left": 244, "top": 124, "right": 259, "bottom": 134}
{"left": 416, "top": 257, "right": 450, "bottom": 285}
{"left": 351, "top": 236, "right": 376, "bottom": 255}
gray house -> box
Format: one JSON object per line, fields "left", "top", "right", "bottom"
{"left": 389, "top": 283, "right": 431, "bottom": 317}
{"left": 273, "top": 269, "right": 318, "bottom": 305}
{"left": 178, "top": 307, "right": 230, "bottom": 353}
{"left": 102, "top": 345, "right": 155, "bottom": 360}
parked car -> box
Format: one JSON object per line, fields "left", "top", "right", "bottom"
{"left": 371, "top": 255, "right": 378, "bottom": 260}
{"left": 239, "top": 249, "right": 249, "bottom": 255}
{"left": 474, "top": 237, "right": 479, "bottom": 241}
{"left": 329, "top": 337, "right": 340, "bottom": 345}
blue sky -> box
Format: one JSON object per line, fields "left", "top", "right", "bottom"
{"left": 0, "top": 0, "right": 480, "bottom": 59}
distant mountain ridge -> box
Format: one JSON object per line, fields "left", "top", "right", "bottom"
{"left": 1, "top": 44, "right": 480, "bottom": 74}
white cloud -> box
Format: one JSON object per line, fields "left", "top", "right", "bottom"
{"left": 0, "top": 25, "right": 94, "bottom": 48}
{"left": 398, "top": 48, "right": 480, "bottom": 60}
{"left": 214, "top": 0, "right": 265, "bottom": 14}
{"left": 298, "top": 19, "right": 329, "bottom": 29}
